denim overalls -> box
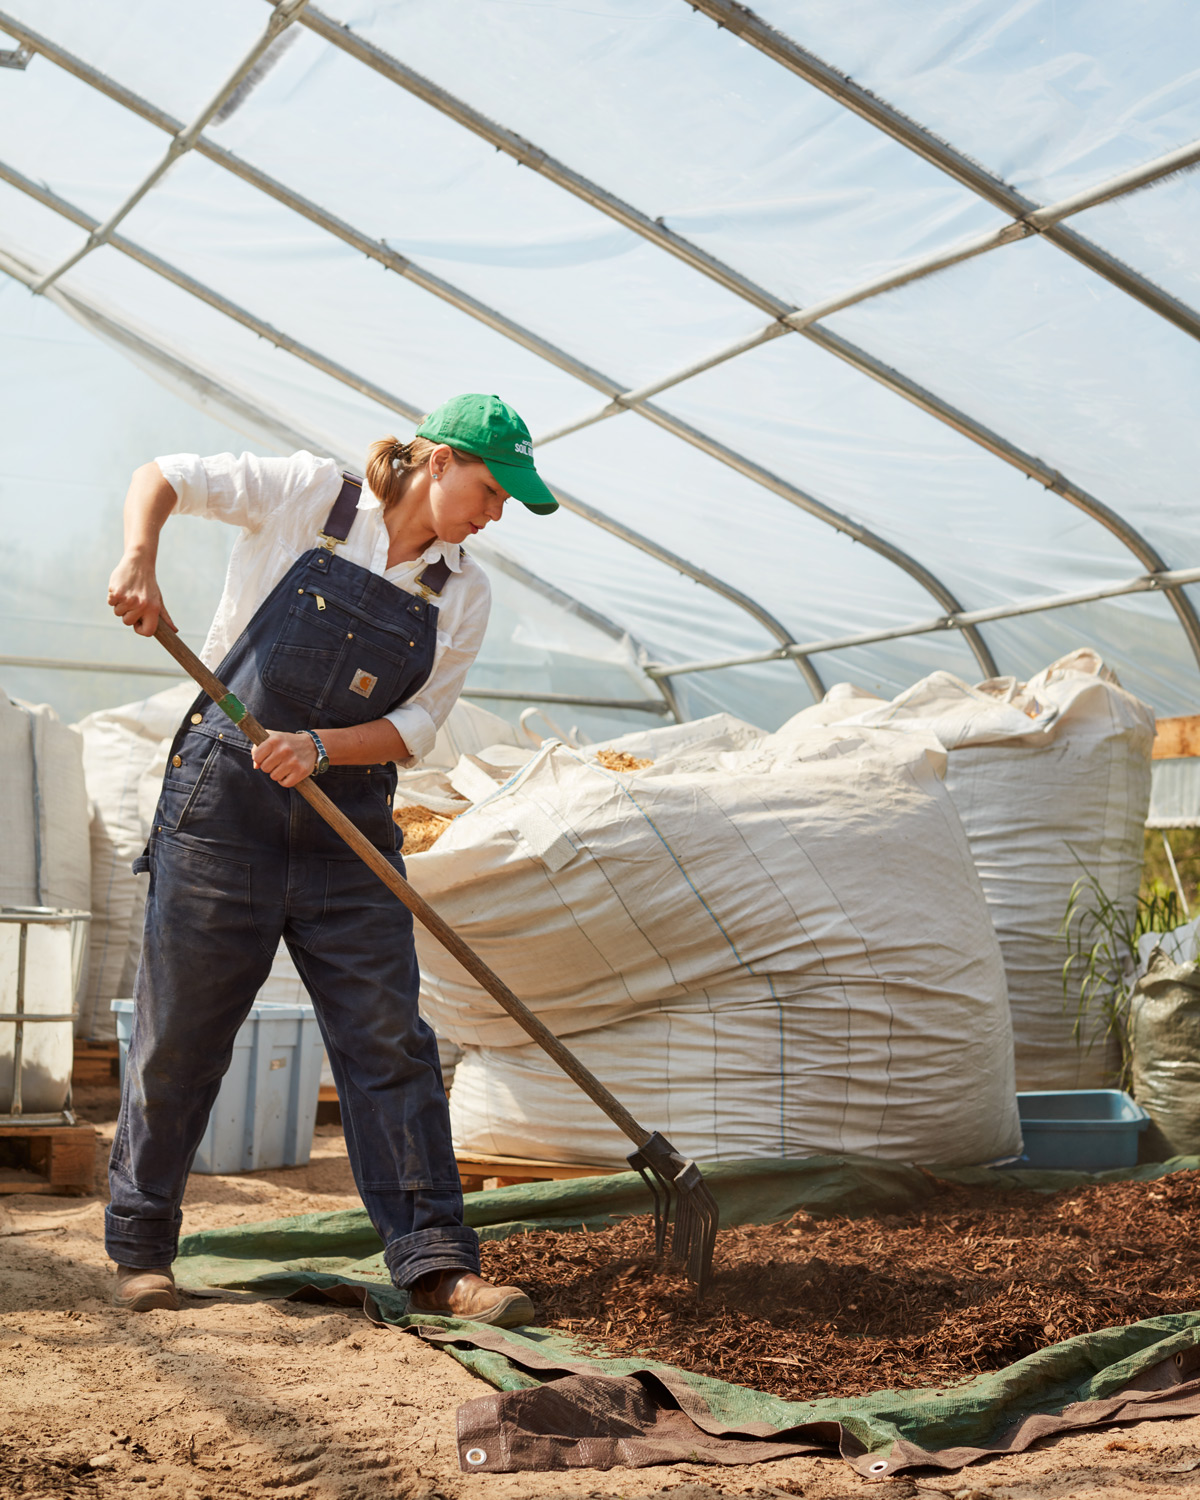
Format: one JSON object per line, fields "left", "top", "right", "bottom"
{"left": 105, "top": 477, "right": 479, "bottom": 1287}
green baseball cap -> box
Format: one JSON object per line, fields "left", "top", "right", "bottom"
{"left": 415, "top": 393, "right": 558, "bottom": 514}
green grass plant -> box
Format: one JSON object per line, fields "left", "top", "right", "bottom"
{"left": 1061, "top": 859, "right": 1189, "bottom": 1091}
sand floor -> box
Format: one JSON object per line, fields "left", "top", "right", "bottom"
{"left": 3, "top": 1084, "right": 1200, "bottom": 1500}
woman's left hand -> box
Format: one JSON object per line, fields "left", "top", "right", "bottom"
{"left": 253, "top": 731, "right": 318, "bottom": 787}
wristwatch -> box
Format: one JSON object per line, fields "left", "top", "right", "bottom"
{"left": 305, "top": 729, "right": 330, "bottom": 776}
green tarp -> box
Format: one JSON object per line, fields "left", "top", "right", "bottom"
{"left": 175, "top": 1155, "right": 1200, "bottom": 1477}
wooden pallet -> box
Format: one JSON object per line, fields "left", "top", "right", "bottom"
{"left": 316, "top": 1084, "right": 611, "bottom": 1190}
{"left": 73, "top": 1040, "right": 120, "bottom": 1085}
{"left": 315, "top": 1082, "right": 342, "bottom": 1127}
{"left": 454, "top": 1151, "right": 615, "bottom": 1193}
{"left": 0, "top": 1124, "right": 96, "bottom": 1195}
{"left": 1153, "top": 715, "right": 1200, "bottom": 759}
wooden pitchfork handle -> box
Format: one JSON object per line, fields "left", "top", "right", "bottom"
{"left": 153, "top": 621, "right": 653, "bottom": 1151}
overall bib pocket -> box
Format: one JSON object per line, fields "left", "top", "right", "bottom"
{"left": 262, "top": 597, "right": 417, "bottom": 723}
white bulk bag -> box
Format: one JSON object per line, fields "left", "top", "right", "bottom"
{"left": 0, "top": 692, "right": 90, "bottom": 913}
{"left": 411, "top": 718, "right": 1019, "bottom": 1168}
{"left": 795, "top": 650, "right": 1154, "bottom": 1090}
{"left": 425, "top": 698, "right": 526, "bottom": 768}
{"left": 73, "top": 684, "right": 195, "bottom": 1040}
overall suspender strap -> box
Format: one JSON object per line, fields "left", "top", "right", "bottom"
{"left": 414, "top": 551, "right": 460, "bottom": 598}
{"left": 316, "top": 474, "right": 461, "bottom": 596}
{"left": 317, "top": 472, "right": 363, "bottom": 550}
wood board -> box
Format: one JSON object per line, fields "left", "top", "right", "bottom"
{"left": 318, "top": 1085, "right": 613, "bottom": 1189}
{"left": 0, "top": 1123, "right": 96, "bottom": 1195}
{"left": 1153, "top": 715, "right": 1200, "bottom": 759}
{"left": 454, "top": 1150, "right": 615, "bottom": 1192}
{"left": 72, "top": 1040, "right": 120, "bottom": 1085}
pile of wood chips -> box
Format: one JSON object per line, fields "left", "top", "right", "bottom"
{"left": 594, "top": 750, "right": 653, "bottom": 772}
{"left": 481, "top": 1171, "right": 1200, "bottom": 1401}
{"left": 392, "top": 803, "right": 456, "bottom": 853}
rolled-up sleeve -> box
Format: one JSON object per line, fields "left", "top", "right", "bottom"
{"left": 154, "top": 453, "right": 212, "bottom": 517}
{"left": 153, "top": 450, "right": 332, "bottom": 530}
{"left": 385, "top": 562, "right": 491, "bottom": 766}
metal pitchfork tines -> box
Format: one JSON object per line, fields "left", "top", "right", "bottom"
{"left": 627, "top": 1131, "right": 720, "bottom": 1296}
{"left": 152, "top": 621, "right": 721, "bottom": 1297}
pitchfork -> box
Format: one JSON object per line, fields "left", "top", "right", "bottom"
{"left": 153, "top": 622, "right": 720, "bottom": 1295}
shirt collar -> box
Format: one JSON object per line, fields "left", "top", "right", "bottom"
{"left": 359, "top": 489, "right": 462, "bottom": 573}
{"left": 419, "top": 540, "right": 463, "bottom": 573}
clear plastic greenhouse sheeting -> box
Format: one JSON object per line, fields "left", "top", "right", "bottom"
{"left": 0, "top": 0, "right": 1198, "bottom": 734}
{"left": 1, "top": 290, "right": 668, "bottom": 738}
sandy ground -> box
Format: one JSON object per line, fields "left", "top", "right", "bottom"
{"left": 3, "top": 1085, "right": 1200, "bottom": 1500}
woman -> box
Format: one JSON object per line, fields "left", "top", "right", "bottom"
{"left": 105, "top": 393, "right": 556, "bottom": 1323}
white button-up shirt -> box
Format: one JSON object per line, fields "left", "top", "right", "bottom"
{"left": 156, "top": 449, "right": 491, "bottom": 764}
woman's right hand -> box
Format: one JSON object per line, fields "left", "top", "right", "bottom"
{"left": 109, "top": 461, "right": 181, "bottom": 636}
{"left": 108, "top": 553, "right": 176, "bottom": 636}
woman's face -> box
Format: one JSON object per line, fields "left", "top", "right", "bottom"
{"left": 428, "top": 449, "right": 508, "bottom": 543}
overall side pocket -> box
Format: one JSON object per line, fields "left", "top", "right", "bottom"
{"left": 152, "top": 739, "right": 219, "bottom": 835}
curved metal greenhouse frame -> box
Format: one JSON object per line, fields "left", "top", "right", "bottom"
{"left": 0, "top": 0, "right": 1196, "bottom": 723}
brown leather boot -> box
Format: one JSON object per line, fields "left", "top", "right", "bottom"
{"left": 113, "top": 1264, "right": 179, "bottom": 1312}
{"left": 407, "top": 1269, "right": 534, "bottom": 1328}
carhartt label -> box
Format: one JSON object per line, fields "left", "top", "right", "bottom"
{"left": 349, "top": 667, "right": 378, "bottom": 698}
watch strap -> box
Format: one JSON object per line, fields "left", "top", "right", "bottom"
{"left": 306, "top": 730, "right": 330, "bottom": 775}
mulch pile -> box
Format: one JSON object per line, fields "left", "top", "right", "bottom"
{"left": 393, "top": 803, "right": 456, "bottom": 853}
{"left": 480, "top": 1172, "right": 1200, "bottom": 1401}
{"left": 594, "top": 750, "right": 653, "bottom": 772}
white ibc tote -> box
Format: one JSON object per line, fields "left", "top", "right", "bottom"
{"left": 797, "top": 650, "right": 1155, "bottom": 1090}
{"left": 0, "top": 907, "right": 90, "bottom": 1117}
{"left": 0, "top": 690, "right": 91, "bottom": 1114}
{"left": 411, "top": 715, "right": 1021, "bottom": 1169}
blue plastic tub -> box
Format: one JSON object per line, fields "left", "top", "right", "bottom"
{"left": 112, "top": 999, "right": 324, "bottom": 1174}
{"left": 1014, "top": 1089, "right": 1149, "bottom": 1171}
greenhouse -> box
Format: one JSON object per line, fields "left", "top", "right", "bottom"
{"left": 2, "top": 0, "right": 1198, "bottom": 734}
{"left": 3, "top": 4, "right": 1200, "bottom": 1494}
